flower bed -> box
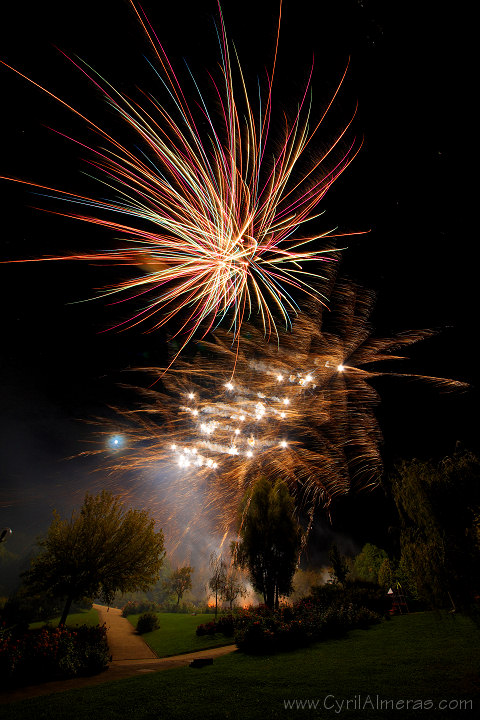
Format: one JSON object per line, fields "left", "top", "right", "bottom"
{"left": 196, "top": 614, "right": 235, "bottom": 637}
{"left": 231, "top": 598, "right": 381, "bottom": 654}
{"left": 0, "top": 623, "right": 110, "bottom": 687}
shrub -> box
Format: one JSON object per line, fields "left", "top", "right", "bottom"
{"left": 73, "top": 624, "right": 111, "bottom": 674}
{"left": 196, "top": 613, "right": 235, "bottom": 637}
{"left": 215, "top": 613, "right": 235, "bottom": 636}
{"left": 232, "top": 597, "right": 381, "bottom": 654}
{"left": 71, "top": 597, "right": 94, "bottom": 612}
{"left": 160, "top": 600, "right": 199, "bottom": 614}
{"left": 121, "top": 600, "right": 161, "bottom": 617}
{"left": 1, "top": 591, "right": 59, "bottom": 632}
{"left": 310, "top": 583, "right": 341, "bottom": 609}
{"left": 0, "top": 623, "right": 110, "bottom": 687}
{"left": 196, "top": 620, "right": 217, "bottom": 636}
{"left": 342, "top": 581, "right": 392, "bottom": 616}
{"left": 136, "top": 612, "right": 160, "bottom": 634}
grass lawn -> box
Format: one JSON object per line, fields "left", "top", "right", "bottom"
{"left": 127, "top": 612, "right": 233, "bottom": 657}
{"left": 3, "top": 612, "right": 479, "bottom": 719}
{"left": 29, "top": 608, "right": 100, "bottom": 629}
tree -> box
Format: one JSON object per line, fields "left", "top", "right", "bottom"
{"left": 220, "top": 568, "right": 247, "bottom": 610}
{"left": 328, "top": 543, "right": 350, "bottom": 585}
{"left": 208, "top": 552, "right": 227, "bottom": 619}
{"left": 377, "top": 558, "right": 394, "bottom": 589}
{"left": 163, "top": 566, "right": 194, "bottom": 605}
{"left": 352, "top": 543, "right": 388, "bottom": 584}
{"left": 24, "top": 491, "right": 165, "bottom": 626}
{"left": 290, "top": 568, "right": 329, "bottom": 601}
{"left": 391, "top": 451, "right": 480, "bottom": 611}
{"left": 234, "top": 477, "right": 301, "bottom": 609}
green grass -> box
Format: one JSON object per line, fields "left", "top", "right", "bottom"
{"left": 3, "top": 612, "right": 479, "bottom": 719}
{"left": 29, "top": 608, "right": 99, "bottom": 629}
{"left": 127, "top": 612, "right": 233, "bottom": 657}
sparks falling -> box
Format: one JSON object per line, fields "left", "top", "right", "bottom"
{"left": 89, "top": 278, "right": 466, "bottom": 551}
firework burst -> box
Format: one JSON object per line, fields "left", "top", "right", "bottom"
{"left": 88, "top": 278, "right": 465, "bottom": 554}
{"left": 1, "top": 1, "right": 363, "bottom": 357}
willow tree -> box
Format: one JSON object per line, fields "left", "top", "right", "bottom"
{"left": 24, "top": 491, "right": 165, "bottom": 625}
{"left": 235, "top": 477, "right": 301, "bottom": 609}
{"left": 391, "top": 451, "right": 480, "bottom": 611}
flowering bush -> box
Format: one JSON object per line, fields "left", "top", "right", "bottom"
{"left": 196, "top": 620, "right": 217, "bottom": 636}
{"left": 196, "top": 614, "right": 235, "bottom": 637}
{"left": 0, "top": 624, "right": 110, "bottom": 687}
{"left": 233, "top": 598, "right": 381, "bottom": 654}
{"left": 311, "top": 581, "right": 391, "bottom": 616}
{"left": 73, "top": 623, "right": 111, "bottom": 674}
{"left": 233, "top": 605, "right": 307, "bottom": 653}
{"left": 215, "top": 614, "right": 235, "bottom": 636}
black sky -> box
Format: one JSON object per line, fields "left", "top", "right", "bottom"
{"left": 0, "top": 0, "right": 474, "bottom": 553}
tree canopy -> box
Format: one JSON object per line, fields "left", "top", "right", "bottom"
{"left": 163, "top": 566, "right": 194, "bottom": 605}
{"left": 328, "top": 543, "right": 350, "bottom": 585}
{"left": 24, "top": 490, "right": 165, "bottom": 625}
{"left": 221, "top": 567, "right": 247, "bottom": 610}
{"left": 391, "top": 451, "right": 480, "bottom": 611}
{"left": 352, "top": 543, "right": 388, "bottom": 584}
{"left": 234, "top": 477, "right": 301, "bottom": 609}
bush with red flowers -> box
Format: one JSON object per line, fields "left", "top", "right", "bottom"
{"left": 0, "top": 623, "right": 110, "bottom": 687}
{"left": 232, "top": 597, "right": 381, "bottom": 654}
{"left": 196, "top": 620, "right": 217, "bottom": 636}
{"left": 195, "top": 613, "right": 235, "bottom": 637}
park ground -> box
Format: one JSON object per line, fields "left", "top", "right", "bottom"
{"left": 0, "top": 611, "right": 479, "bottom": 719}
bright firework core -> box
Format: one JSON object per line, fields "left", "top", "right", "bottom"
{"left": 1, "top": 0, "right": 363, "bottom": 361}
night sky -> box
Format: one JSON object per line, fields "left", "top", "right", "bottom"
{"left": 0, "top": 1, "right": 474, "bottom": 559}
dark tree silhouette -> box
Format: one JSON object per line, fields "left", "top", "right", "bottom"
{"left": 391, "top": 451, "right": 480, "bottom": 612}
{"left": 235, "top": 477, "right": 300, "bottom": 609}
{"left": 328, "top": 542, "right": 350, "bottom": 585}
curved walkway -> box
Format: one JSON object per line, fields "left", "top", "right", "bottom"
{"left": 93, "top": 604, "right": 158, "bottom": 660}
{"left": 0, "top": 605, "right": 236, "bottom": 705}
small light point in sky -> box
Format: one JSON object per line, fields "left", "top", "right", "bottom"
{"left": 109, "top": 435, "right": 124, "bottom": 449}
